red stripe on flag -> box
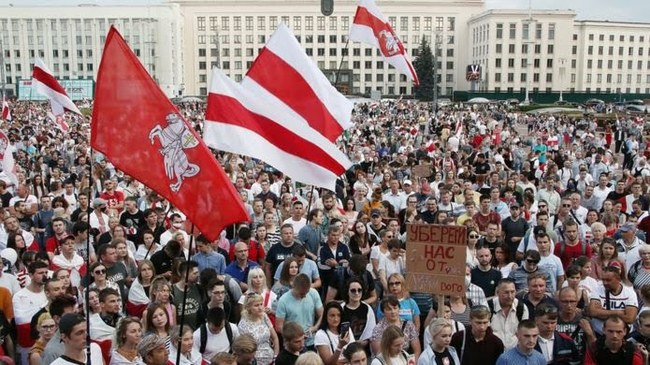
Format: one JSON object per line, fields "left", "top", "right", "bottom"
{"left": 33, "top": 67, "right": 69, "bottom": 96}
{"left": 353, "top": 7, "right": 399, "bottom": 56}
{"left": 246, "top": 50, "right": 343, "bottom": 142}
{"left": 206, "top": 93, "right": 347, "bottom": 176}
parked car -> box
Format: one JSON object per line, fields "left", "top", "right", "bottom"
{"left": 584, "top": 98, "right": 605, "bottom": 107}
{"left": 626, "top": 105, "right": 648, "bottom": 114}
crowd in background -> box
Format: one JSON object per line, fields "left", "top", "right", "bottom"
{"left": 0, "top": 97, "right": 648, "bottom": 365}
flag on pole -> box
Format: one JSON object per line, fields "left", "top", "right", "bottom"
{"left": 91, "top": 26, "right": 248, "bottom": 240}
{"left": 204, "top": 67, "right": 352, "bottom": 191}
{"left": 1, "top": 97, "right": 10, "bottom": 121}
{"left": 32, "top": 58, "right": 82, "bottom": 115}
{"left": 349, "top": 0, "right": 419, "bottom": 85}
{"left": 243, "top": 24, "right": 353, "bottom": 142}
{"left": 47, "top": 111, "right": 69, "bottom": 133}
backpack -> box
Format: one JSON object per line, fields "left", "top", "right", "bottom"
{"left": 487, "top": 298, "right": 525, "bottom": 322}
{"left": 200, "top": 321, "right": 233, "bottom": 354}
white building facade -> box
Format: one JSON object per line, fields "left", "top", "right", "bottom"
{"left": 171, "top": 0, "right": 486, "bottom": 97}
{"left": 468, "top": 10, "right": 650, "bottom": 95}
{"left": 0, "top": 5, "right": 183, "bottom": 98}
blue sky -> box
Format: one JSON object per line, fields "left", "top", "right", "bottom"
{"left": 0, "top": 0, "right": 648, "bottom": 23}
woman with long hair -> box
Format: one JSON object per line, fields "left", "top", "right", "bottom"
{"left": 169, "top": 324, "right": 204, "bottom": 365}
{"left": 271, "top": 256, "right": 299, "bottom": 299}
{"left": 341, "top": 278, "right": 376, "bottom": 353}
{"left": 144, "top": 302, "right": 172, "bottom": 352}
{"left": 315, "top": 302, "right": 353, "bottom": 365}
{"left": 7, "top": 232, "right": 27, "bottom": 272}
{"left": 591, "top": 238, "right": 625, "bottom": 280}
{"left": 466, "top": 228, "right": 480, "bottom": 268}
{"left": 85, "top": 262, "right": 122, "bottom": 308}
{"left": 114, "top": 238, "right": 138, "bottom": 280}
{"left": 28, "top": 313, "right": 56, "bottom": 365}
{"left": 30, "top": 175, "right": 48, "bottom": 200}
{"left": 370, "top": 325, "right": 412, "bottom": 365}
{"left": 343, "top": 342, "right": 368, "bottom": 365}
{"left": 87, "top": 288, "right": 102, "bottom": 315}
{"left": 144, "top": 276, "right": 177, "bottom": 327}
{"left": 377, "top": 274, "right": 420, "bottom": 333}
{"left": 127, "top": 260, "right": 156, "bottom": 317}
{"left": 279, "top": 193, "right": 294, "bottom": 223}
{"left": 255, "top": 225, "right": 269, "bottom": 253}
{"left": 419, "top": 319, "right": 460, "bottom": 365}
{"left": 370, "top": 296, "right": 420, "bottom": 361}
{"left": 238, "top": 268, "right": 277, "bottom": 323}
{"left": 343, "top": 197, "right": 358, "bottom": 230}
{"left": 237, "top": 293, "right": 279, "bottom": 365}
{"left": 349, "top": 221, "right": 375, "bottom": 261}
{"left": 110, "top": 317, "right": 143, "bottom": 365}
{"left": 494, "top": 243, "right": 518, "bottom": 278}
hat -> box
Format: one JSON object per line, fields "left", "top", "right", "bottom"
{"left": 619, "top": 222, "right": 637, "bottom": 232}
{"left": 0, "top": 248, "right": 17, "bottom": 267}
{"left": 370, "top": 209, "right": 381, "bottom": 217}
{"left": 58, "top": 313, "right": 86, "bottom": 336}
{"left": 608, "top": 261, "right": 623, "bottom": 270}
{"left": 138, "top": 334, "right": 168, "bottom": 359}
{"left": 92, "top": 198, "right": 107, "bottom": 208}
{"left": 510, "top": 202, "right": 520, "bottom": 208}
{"left": 403, "top": 179, "right": 412, "bottom": 186}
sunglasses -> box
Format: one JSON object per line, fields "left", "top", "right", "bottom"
{"left": 388, "top": 282, "right": 401, "bottom": 287}
{"left": 562, "top": 204, "right": 572, "bottom": 208}
{"left": 526, "top": 259, "right": 540, "bottom": 264}
{"left": 349, "top": 288, "right": 363, "bottom": 294}
{"left": 94, "top": 269, "right": 106, "bottom": 274}
{"left": 469, "top": 235, "right": 480, "bottom": 239}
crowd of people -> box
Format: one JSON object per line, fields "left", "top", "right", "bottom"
{"left": 0, "top": 97, "right": 648, "bottom": 365}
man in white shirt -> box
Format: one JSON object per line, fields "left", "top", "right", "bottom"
{"left": 159, "top": 213, "right": 190, "bottom": 246}
{"left": 382, "top": 179, "right": 406, "bottom": 212}
{"left": 282, "top": 201, "right": 307, "bottom": 234}
{"left": 592, "top": 175, "right": 612, "bottom": 211}
{"left": 587, "top": 263, "right": 638, "bottom": 335}
{"left": 193, "top": 306, "right": 239, "bottom": 363}
{"left": 0, "top": 257, "right": 20, "bottom": 294}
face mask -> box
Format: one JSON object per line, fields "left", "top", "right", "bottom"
{"left": 465, "top": 276, "right": 471, "bottom": 287}
{"left": 172, "top": 223, "right": 183, "bottom": 229}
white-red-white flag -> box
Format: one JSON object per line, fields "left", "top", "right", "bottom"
{"left": 349, "top": 0, "right": 419, "bottom": 85}
{"left": 204, "top": 67, "right": 352, "bottom": 191}
{"left": 32, "top": 58, "right": 82, "bottom": 116}
{"left": 47, "top": 111, "right": 69, "bottom": 133}
{"left": 1, "top": 97, "right": 10, "bottom": 121}
{"left": 243, "top": 24, "right": 353, "bottom": 142}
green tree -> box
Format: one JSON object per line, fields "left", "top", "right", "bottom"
{"left": 412, "top": 37, "right": 435, "bottom": 101}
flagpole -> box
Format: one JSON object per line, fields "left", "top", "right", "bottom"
{"left": 333, "top": 39, "right": 350, "bottom": 90}
{"left": 175, "top": 224, "right": 195, "bottom": 365}
{"left": 85, "top": 149, "right": 92, "bottom": 365}
{"left": 0, "top": 37, "right": 6, "bottom": 100}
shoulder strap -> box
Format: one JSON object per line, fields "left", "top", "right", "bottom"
{"left": 460, "top": 330, "right": 467, "bottom": 363}
{"left": 605, "top": 290, "right": 611, "bottom": 310}
{"left": 401, "top": 320, "right": 407, "bottom": 332}
{"left": 516, "top": 301, "right": 525, "bottom": 321}
{"left": 560, "top": 241, "right": 566, "bottom": 258}
{"left": 225, "top": 322, "right": 234, "bottom": 352}
{"left": 487, "top": 298, "right": 496, "bottom": 316}
{"left": 199, "top": 323, "right": 207, "bottom": 353}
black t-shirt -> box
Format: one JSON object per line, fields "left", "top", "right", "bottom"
{"left": 342, "top": 303, "right": 372, "bottom": 341}
{"left": 119, "top": 210, "right": 145, "bottom": 243}
{"left": 275, "top": 349, "right": 299, "bottom": 365}
{"left": 18, "top": 216, "right": 34, "bottom": 232}
{"left": 265, "top": 242, "right": 298, "bottom": 276}
{"left": 501, "top": 217, "right": 529, "bottom": 249}
{"left": 470, "top": 267, "right": 502, "bottom": 298}
{"left": 0, "top": 192, "right": 12, "bottom": 208}
{"left": 150, "top": 249, "right": 178, "bottom": 276}
{"left": 433, "top": 347, "right": 456, "bottom": 365}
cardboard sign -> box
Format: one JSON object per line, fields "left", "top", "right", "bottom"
{"left": 405, "top": 224, "right": 468, "bottom": 296}
{"left": 411, "top": 164, "right": 433, "bottom": 178}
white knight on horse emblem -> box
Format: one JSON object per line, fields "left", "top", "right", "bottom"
{"left": 379, "top": 30, "right": 401, "bottom": 56}
{"left": 149, "top": 113, "right": 200, "bottom": 192}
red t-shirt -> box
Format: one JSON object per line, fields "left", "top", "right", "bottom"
{"left": 228, "top": 240, "right": 266, "bottom": 263}
{"left": 554, "top": 240, "right": 593, "bottom": 269}
{"left": 100, "top": 190, "right": 125, "bottom": 212}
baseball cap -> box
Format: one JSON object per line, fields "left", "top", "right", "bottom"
{"left": 619, "top": 222, "right": 636, "bottom": 232}
{"left": 92, "top": 198, "right": 107, "bottom": 208}
{"left": 370, "top": 209, "right": 381, "bottom": 217}
{"left": 403, "top": 179, "right": 412, "bottom": 186}
{"left": 138, "top": 334, "right": 168, "bottom": 359}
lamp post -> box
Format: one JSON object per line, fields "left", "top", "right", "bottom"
{"left": 558, "top": 57, "right": 566, "bottom": 102}
{"left": 523, "top": 0, "right": 533, "bottom": 104}
{"left": 431, "top": 31, "right": 441, "bottom": 110}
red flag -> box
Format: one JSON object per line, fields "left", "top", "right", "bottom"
{"left": 1, "top": 97, "right": 10, "bottom": 121}
{"left": 91, "top": 26, "right": 248, "bottom": 240}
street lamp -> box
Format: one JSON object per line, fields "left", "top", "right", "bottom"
{"left": 558, "top": 57, "right": 566, "bottom": 102}
{"left": 431, "top": 31, "right": 441, "bottom": 109}
{"left": 523, "top": 0, "right": 534, "bottom": 104}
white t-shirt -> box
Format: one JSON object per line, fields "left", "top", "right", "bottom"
{"left": 50, "top": 343, "right": 103, "bottom": 365}
{"left": 192, "top": 322, "right": 240, "bottom": 362}
{"left": 370, "top": 246, "right": 389, "bottom": 279}
{"left": 283, "top": 217, "right": 307, "bottom": 235}
{"left": 314, "top": 329, "right": 355, "bottom": 361}
{"left": 590, "top": 283, "right": 638, "bottom": 334}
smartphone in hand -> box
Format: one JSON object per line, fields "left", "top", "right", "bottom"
{"left": 340, "top": 322, "right": 350, "bottom": 338}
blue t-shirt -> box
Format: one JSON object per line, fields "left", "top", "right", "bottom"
{"left": 276, "top": 288, "right": 323, "bottom": 346}
{"left": 376, "top": 297, "right": 421, "bottom": 322}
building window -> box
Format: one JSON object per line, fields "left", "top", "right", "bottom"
{"left": 496, "top": 44, "right": 502, "bottom": 53}
{"left": 221, "top": 17, "right": 229, "bottom": 30}
{"left": 508, "top": 44, "right": 515, "bottom": 54}
{"left": 234, "top": 17, "right": 241, "bottom": 30}
{"left": 496, "top": 23, "right": 503, "bottom": 39}
{"left": 547, "top": 45, "right": 554, "bottom": 54}
{"left": 317, "top": 16, "right": 325, "bottom": 30}
{"left": 533, "top": 73, "right": 539, "bottom": 82}
{"left": 198, "top": 62, "right": 206, "bottom": 70}
{"left": 508, "top": 58, "right": 514, "bottom": 67}
{"left": 495, "top": 73, "right": 501, "bottom": 82}
{"left": 435, "top": 17, "right": 443, "bottom": 32}
{"left": 509, "top": 23, "right": 516, "bottom": 39}
{"left": 534, "top": 44, "right": 541, "bottom": 54}
{"left": 507, "top": 73, "right": 514, "bottom": 82}
{"left": 520, "top": 73, "right": 526, "bottom": 82}
{"left": 400, "top": 17, "right": 408, "bottom": 31}
{"left": 245, "top": 16, "right": 253, "bottom": 30}
{"left": 548, "top": 23, "right": 555, "bottom": 40}
{"left": 342, "top": 16, "right": 349, "bottom": 31}
{"left": 495, "top": 58, "right": 501, "bottom": 68}
{"left": 547, "top": 59, "right": 553, "bottom": 68}
{"left": 522, "top": 23, "right": 529, "bottom": 40}
{"left": 329, "top": 16, "right": 337, "bottom": 30}
{"left": 197, "top": 17, "right": 205, "bottom": 31}
{"left": 448, "top": 17, "right": 455, "bottom": 31}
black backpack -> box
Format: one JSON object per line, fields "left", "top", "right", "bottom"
{"left": 200, "top": 321, "right": 233, "bottom": 353}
